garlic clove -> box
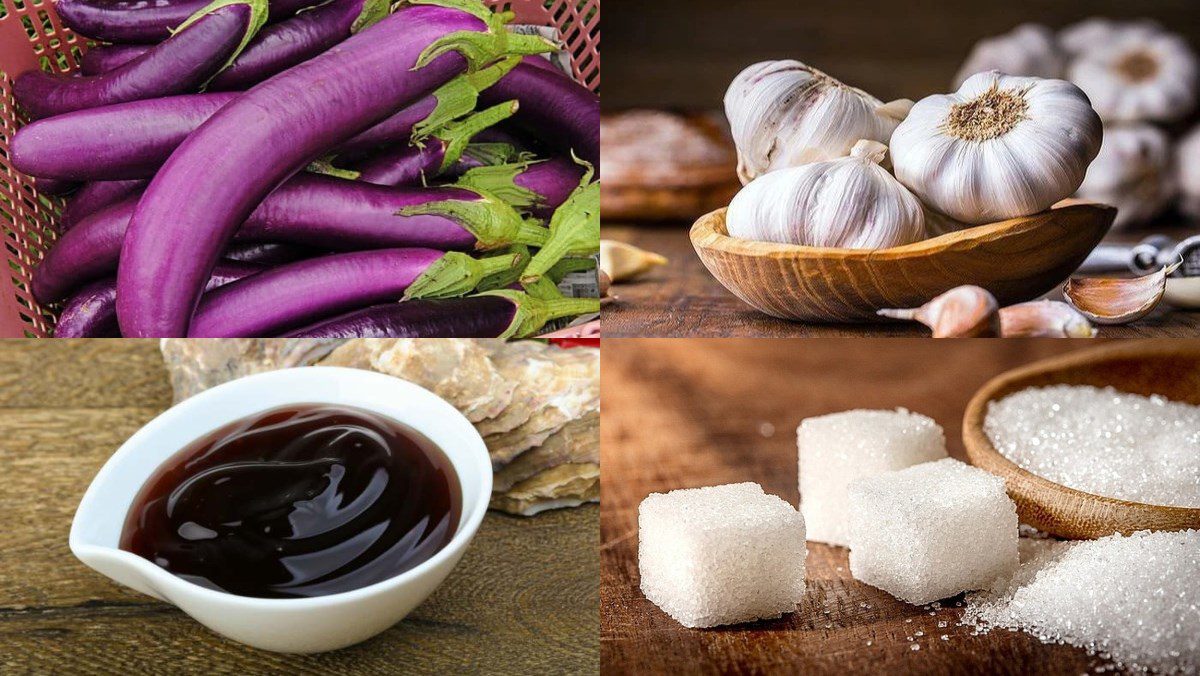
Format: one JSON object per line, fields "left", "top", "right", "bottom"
{"left": 600, "top": 239, "right": 668, "bottom": 282}
{"left": 999, "top": 300, "right": 1097, "bottom": 337}
{"left": 1062, "top": 262, "right": 1177, "bottom": 325}
{"left": 598, "top": 269, "right": 614, "bottom": 305}
{"left": 877, "top": 285, "right": 1000, "bottom": 337}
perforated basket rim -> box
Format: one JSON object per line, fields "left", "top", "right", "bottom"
{"left": 0, "top": 0, "right": 599, "bottom": 337}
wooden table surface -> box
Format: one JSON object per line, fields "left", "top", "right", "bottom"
{"left": 600, "top": 338, "right": 1165, "bottom": 675}
{"left": 600, "top": 222, "right": 1200, "bottom": 338}
{"left": 0, "top": 341, "right": 598, "bottom": 675}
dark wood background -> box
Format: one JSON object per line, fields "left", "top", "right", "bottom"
{"left": 603, "top": 0, "right": 1200, "bottom": 111}
{"left": 599, "top": 338, "right": 1168, "bottom": 675}
{"left": 0, "top": 341, "right": 598, "bottom": 674}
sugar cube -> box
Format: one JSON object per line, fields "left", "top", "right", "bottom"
{"left": 638, "top": 482, "right": 806, "bottom": 628}
{"left": 848, "top": 458, "right": 1018, "bottom": 605}
{"left": 797, "top": 408, "right": 947, "bottom": 546}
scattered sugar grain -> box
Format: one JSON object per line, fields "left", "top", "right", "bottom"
{"left": 963, "top": 529, "right": 1200, "bottom": 674}
{"left": 985, "top": 385, "right": 1200, "bottom": 507}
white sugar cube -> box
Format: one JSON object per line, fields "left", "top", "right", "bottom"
{"left": 797, "top": 408, "right": 947, "bottom": 546}
{"left": 848, "top": 458, "right": 1018, "bottom": 605}
{"left": 638, "top": 482, "right": 806, "bottom": 628}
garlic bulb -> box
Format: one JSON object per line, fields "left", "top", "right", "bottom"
{"left": 726, "top": 140, "right": 924, "bottom": 249}
{"left": 890, "top": 71, "right": 1102, "bottom": 225}
{"left": 1058, "top": 18, "right": 1161, "bottom": 57}
{"left": 1177, "top": 125, "right": 1200, "bottom": 219}
{"left": 1076, "top": 123, "right": 1176, "bottom": 230}
{"left": 1069, "top": 27, "right": 1198, "bottom": 122}
{"left": 954, "top": 24, "right": 1065, "bottom": 88}
{"left": 724, "top": 60, "right": 908, "bottom": 184}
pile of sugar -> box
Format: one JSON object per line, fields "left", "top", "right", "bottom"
{"left": 985, "top": 385, "right": 1200, "bottom": 507}
{"left": 963, "top": 529, "right": 1200, "bottom": 674}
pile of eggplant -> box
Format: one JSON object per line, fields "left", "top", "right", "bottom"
{"left": 12, "top": 0, "right": 601, "bottom": 338}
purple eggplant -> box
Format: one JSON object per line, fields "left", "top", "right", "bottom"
{"left": 54, "top": 260, "right": 261, "bottom": 338}
{"left": 283, "top": 289, "right": 599, "bottom": 338}
{"left": 455, "top": 156, "right": 586, "bottom": 218}
{"left": 117, "top": 0, "right": 553, "bottom": 336}
{"left": 34, "top": 173, "right": 544, "bottom": 303}
{"left": 187, "top": 247, "right": 521, "bottom": 337}
{"left": 57, "top": 0, "right": 320, "bottom": 43}
{"left": 13, "top": 60, "right": 515, "bottom": 182}
{"left": 478, "top": 58, "right": 599, "bottom": 167}
{"left": 208, "top": 0, "right": 388, "bottom": 91}
{"left": 58, "top": 179, "right": 147, "bottom": 232}
{"left": 355, "top": 100, "right": 517, "bottom": 186}
{"left": 12, "top": 93, "right": 237, "bottom": 181}
{"left": 79, "top": 44, "right": 151, "bottom": 75}
{"left": 14, "top": 0, "right": 267, "bottom": 119}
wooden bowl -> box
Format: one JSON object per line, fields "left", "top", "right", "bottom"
{"left": 689, "top": 201, "right": 1115, "bottom": 322}
{"left": 963, "top": 342, "right": 1200, "bottom": 539}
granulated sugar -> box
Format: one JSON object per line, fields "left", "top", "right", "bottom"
{"left": 963, "top": 529, "right": 1200, "bottom": 674}
{"left": 985, "top": 385, "right": 1200, "bottom": 507}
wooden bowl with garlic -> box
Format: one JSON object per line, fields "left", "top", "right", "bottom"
{"left": 962, "top": 341, "right": 1200, "bottom": 539}
{"left": 691, "top": 200, "right": 1115, "bottom": 322}
{"left": 699, "top": 63, "right": 1119, "bottom": 322}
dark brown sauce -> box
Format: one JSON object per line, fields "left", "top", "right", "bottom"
{"left": 120, "top": 404, "right": 461, "bottom": 599}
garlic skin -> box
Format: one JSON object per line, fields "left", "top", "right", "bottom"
{"left": 954, "top": 24, "right": 1065, "bottom": 88}
{"left": 726, "top": 140, "right": 924, "bottom": 249}
{"left": 1069, "top": 27, "right": 1199, "bottom": 123}
{"left": 890, "top": 71, "right": 1102, "bottom": 225}
{"left": 1178, "top": 125, "right": 1200, "bottom": 219}
{"left": 724, "top": 60, "right": 906, "bottom": 184}
{"left": 1076, "top": 123, "right": 1176, "bottom": 230}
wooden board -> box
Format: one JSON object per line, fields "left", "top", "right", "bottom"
{"left": 0, "top": 340, "right": 598, "bottom": 674}
{"left": 601, "top": 223, "right": 1200, "bottom": 338}
{"left": 599, "top": 338, "right": 1169, "bottom": 675}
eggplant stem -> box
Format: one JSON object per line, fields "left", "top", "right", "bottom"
{"left": 404, "top": 250, "right": 518, "bottom": 300}
{"left": 435, "top": 100, "right": 519, "bottom": 173}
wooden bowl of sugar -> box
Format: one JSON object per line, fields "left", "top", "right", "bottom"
{"left": 963, "top": 342, "right": 1200, "bottom": 540}
{"left": 689, "top": 200, "right": 1115, "bottom": 322}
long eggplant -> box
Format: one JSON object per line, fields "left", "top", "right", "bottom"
{"left": 208, "top": 0, "right": 388, "bottom": 90}
{"left": 455, "top": 156, "right": 585, "bottom": 218}
{"left": 12, "top": 94, "right": 237, "bottom": 181}
{"left": 478, "top": 58, "right": 599, "bottom": 166}
{"left": 57, "top": 0, "right": 320, "bottom": 43}
{"left": 117, "top": 0, "right": 553, "bottom": 336}
{"left": 12, "top": 60, "right": 515, "bottom": 182}
{"left": 283, "top": 289, "right": 599, "bottom": 338}
{"left": 33, "top": 174, "right": 545, "bottom": 303}
{"left": 187, "top": 248, "right": 521, "bottom": 337}
{"left": 355, "top": 100, "right": 517, "bottom": 186}
{"left": 55, "top": 261, "right": 261, "bottom": 337}
{"left": 14, "top": 0, "right": 267, "bottom": 119}
{"left": 223, "top": 242, "right": 316, "bottom": 265}
{"left": 58, "top": 179, "right": 147, "bottom": 232}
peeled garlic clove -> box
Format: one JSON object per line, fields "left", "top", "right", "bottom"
{"left": 877, "top": 285, "right": 1000, "bottom": 338}
{"left": 1075, "top": 123, "right": 1176, "bottom": 230}
{"left": 599, "top": 240, "right": 667, "bottom": 282}
{"left": 1069, "top": 26, "right": 1199, "bottom": 123}
{"left": 890, "top": 71, "right": 1102, "bottom": 225}
{"left": 1177, "top": 124, "right": 1200, "bottom": 219}
{"left": 954, "top": 24, "right": 1065, "bottom": 88}
{"left": 1063, "top": 263, "right": 1177, "bottom": 325}
{"left": 723, "top": 60, "right": 902, "bottom": 184}
{"left": 727, "top": 140, "right": 925, "bottom": 249}
{"left": 999, "top": 300, "right": 1097, "bottom": 337}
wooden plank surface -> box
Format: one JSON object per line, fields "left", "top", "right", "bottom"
{"left": 599, "top": 338, "right": 1166, "bottom": 675}
{"left": 0, "top": 340, "right": 598, "bottom": 675}
{"left": 601, "top": 224, "right": 1200, "bottom": 338}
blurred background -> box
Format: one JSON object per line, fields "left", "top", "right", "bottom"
{"left": 604, "top": 0, "right": 1200, "bottom": 110}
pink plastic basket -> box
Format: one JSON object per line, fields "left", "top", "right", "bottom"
{"left": 0, "top": 0, "right": 600, "bottom": 337}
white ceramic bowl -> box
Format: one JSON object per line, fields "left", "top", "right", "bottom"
{"left": 69, "top": 366, "right": 492, "bottom": 653}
